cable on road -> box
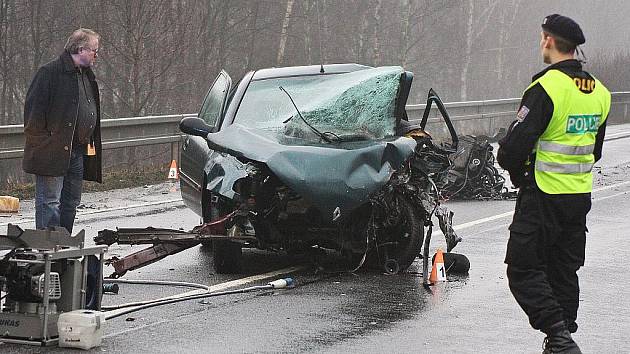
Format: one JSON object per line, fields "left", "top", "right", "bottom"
{"left": 101, "top": 278, "right": 212, "bottom": 310}
{"left": 104, "top": 278, "right": 210, "bottom": 291}
{"left": 103, "top": 278, "right": 295, "bottom": 320}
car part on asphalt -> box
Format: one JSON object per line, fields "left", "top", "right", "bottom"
{"left": 95, "top": 211, "right": 243, "bottom": 278}
{"left": 442, "top": 135, "right": 515, "bottom": 200}
{"left": 432, "top": 252, "right": 471, "bottom": 274}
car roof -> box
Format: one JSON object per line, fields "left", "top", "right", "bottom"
{"left": 251, "top": 63, "right": 372, "bottom": 81}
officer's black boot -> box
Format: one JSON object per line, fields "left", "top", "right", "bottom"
{"left": 542, "top": 321, "right": 582, "bottom": 354}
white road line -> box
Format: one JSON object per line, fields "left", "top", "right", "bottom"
{"left": 605, "top": 131, "right": 630, "bottom": 140}
{"left": 0, "top": 198, "right": 183, "bottom": 227}
{"left": 453, "top": 211, "right": 514, "bottom": 231}
{"left": 591, "top": 180, "right": 630, "bottom": 193}
{"left": 103, "top": 319, "right": 170, "bottom": 339}
{"left": 453, "top": 180, "right": 630, "bottom": 231}
{"left": 78, "top": 198, "right": 183, "bottom": 216}
{"left": 592, "top": 190, "right": 628, "bottom": 203}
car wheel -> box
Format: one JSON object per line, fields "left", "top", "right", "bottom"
{"left": 212, "top": 240, "right": 242, "bottom": 274}
{"left": 370, "top": 194, "right": 424, "bottom": 273}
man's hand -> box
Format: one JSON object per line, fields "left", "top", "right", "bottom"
{"left": 497, "top": 145, "right": 523, "bottom": 188}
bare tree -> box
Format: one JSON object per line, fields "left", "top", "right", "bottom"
{"left": 276, "top": 0, "right": 294, "bottom": 66}
{"left": 96, "top": 0, "right": 193, "bottom": 116}
{"left": 300, "top": 0, "right": 314, "bottom": 65}
{"left": 460, "top": 0, "right": 498, "bottom": 101}
{"left": 0, "top": 0, "right": 627, "bottom": 126}
{"left": 244, "top": 1, "right": 260, "bottom": 69}
{"left": 371, "top": 0, "right": 383, "bottom": 66}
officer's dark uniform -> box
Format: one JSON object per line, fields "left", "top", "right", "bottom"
{"left": 498, "top": 14, "right": 610, "bottom": 353}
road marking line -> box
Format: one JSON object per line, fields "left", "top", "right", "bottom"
{"left": 461, "top": 189, "right": 630, "bottom": 242}
{"left": 592, "top": 180, "right": 630, "bottom": 193}
{"left": 453, "top": 180, "right": 630, "bottom": 231}
{"left": 605, "top": 131, "right": 630, "bottom": 141}
{"left": 0, "top": 198, "right": 183, "bottom": 227}
{"left": 103, "top": 319, "right": 170, "bottom": 339}
{"left": 593, "top": 190, "right": 628, "bottom": 203}
{"left": 454, "top": 211, "right": 514, "bottom": 231}
{"left": 78, "top": 198, "right": 183, "bottom": 216}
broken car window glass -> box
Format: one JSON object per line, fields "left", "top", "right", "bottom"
{"left": 234, "top": 66, "right": 404, "bottom": 143}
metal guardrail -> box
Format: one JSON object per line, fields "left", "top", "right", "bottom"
{"left": 1, "top": 92, "right": 629, "bottom": 187}
{"left": 408, "top": 91, "right": 630, "bottom": 139}
{"left": 0, "top": 114, "right": 197, "bottom": 186}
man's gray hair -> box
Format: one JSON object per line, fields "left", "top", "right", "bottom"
{"left": 64, "top": 28, "right": 100, "bottom": 54}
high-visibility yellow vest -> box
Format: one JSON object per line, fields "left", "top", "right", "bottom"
{"left": 525, "top": 69, "right": 610, "bottom": 194}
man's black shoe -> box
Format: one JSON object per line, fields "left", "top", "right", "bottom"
{"left": 542, "top": 322, "right": 582, "bottom": 354}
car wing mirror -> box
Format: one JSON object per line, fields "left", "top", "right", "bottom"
{"left": 180, "top": 116, "right": 244, "bottom": 158}
{"left": 179, "top": 117, "right": 212, "bottom": 137}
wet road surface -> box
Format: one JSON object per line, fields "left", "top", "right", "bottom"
{"left": 1, "top": 125, "right": 630, "bottom": 353}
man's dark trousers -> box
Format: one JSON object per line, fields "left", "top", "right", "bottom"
{"left": 505, "top": 186, "right": 591, "bottom": 333}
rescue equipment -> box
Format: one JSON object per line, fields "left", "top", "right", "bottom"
{"left": 0, "top": 225, "right": 107, "bottom": 346}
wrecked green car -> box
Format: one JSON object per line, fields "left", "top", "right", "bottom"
{"left": 179, "top": 64, "right": 463, "bottom": 276}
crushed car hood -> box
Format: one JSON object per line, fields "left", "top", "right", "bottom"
{"left": 206, "top": 125, "right": 416, "bottom": 221}
{"left": 205, "top": 66, "right": 416, "bottom": 221}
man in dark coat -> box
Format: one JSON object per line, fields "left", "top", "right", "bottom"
{"left": 23, "top": 28, "right": 103, "bottom": 234}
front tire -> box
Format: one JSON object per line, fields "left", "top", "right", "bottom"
{"left": 371, "top": 194, "right": 424, "bottom": 273}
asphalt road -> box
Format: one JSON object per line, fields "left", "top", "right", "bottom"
{"left": 1, "top": 124, "right": 630, "bottom": 353}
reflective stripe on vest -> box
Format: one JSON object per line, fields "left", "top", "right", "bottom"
{"left": 535, "top": 160, "right": 594, "bottom": 174}
{"left": 537, "top": 141, "right": 595, "bottom": 155}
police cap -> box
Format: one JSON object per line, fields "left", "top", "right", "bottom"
{"left": 541, "top": 14, "right": 585, "bottom": 45}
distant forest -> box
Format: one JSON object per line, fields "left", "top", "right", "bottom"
{"left": 1, "top": 0, "right": 628, "bottom": 125}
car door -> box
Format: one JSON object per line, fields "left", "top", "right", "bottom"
{"left": 179, "top": 71, "right": 232, "bottom": 217}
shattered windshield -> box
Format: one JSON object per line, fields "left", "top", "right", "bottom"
{"left": 234, "top": 66, "right": 404, "bottom": 143}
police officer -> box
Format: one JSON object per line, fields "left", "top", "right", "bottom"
{"left": 498, "top": 14, "right": 610, "bottom": 354}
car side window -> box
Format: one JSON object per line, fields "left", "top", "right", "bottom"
{"left": 198, "top": 72, "right": 231, "bottom": 129}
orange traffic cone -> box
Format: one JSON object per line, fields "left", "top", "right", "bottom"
{"left": 168, "top": 160, "right": 178, "bottom": 180}
{"left": 429, "top": 248, "right": 447, "bottom": 284}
